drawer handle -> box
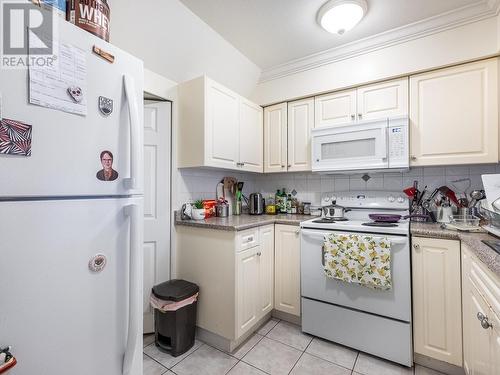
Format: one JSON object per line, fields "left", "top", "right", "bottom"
{"left": 477, "top": 312, "right": 493, "bottom": 330}
{"left": 245, "top": 236, "right": 254, "bottom": 243}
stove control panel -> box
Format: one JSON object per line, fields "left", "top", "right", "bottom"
{"left": 321, "top": 191, "right": 409, "bottom": 210}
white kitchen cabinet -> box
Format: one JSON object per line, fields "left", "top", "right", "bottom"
{"left": 462, "top": 244, "right": 500, "bottom": 375}
{"left": 356, "top": 78, "right": 408, "bottom": 121}
{"left": 258, "top": 225, "right": 275, "bottom": 317}
{"left": 274, "top": 224, "right": 301, "bottom": 316}
{"left": 314, "top": 78, "right": 408, "bottom": 127}
{"left": 315, "top": 89, "right": 356, "bottom": 127}
{"left": 264, "top": 103, "right": 288, "bottom": 173}
{"left": 287, "top": 98, "right": 314, "bottom": 172}
{"left": 412, "top": 237, "right": 463, "bottom": 367}
{"left": 178, "top": 76, "right": 264, "bottom": 172}
{"left": 236, "top": 246, "right": 259, "bottom": 337}
{"left": 176, "top": 224, "right": 274, "bottom": 351}
{"left": 239, "top": 98, "right": 264, "bottom": 173}
{"left": 409, "top": 59, "right": 498, "bottom": 166}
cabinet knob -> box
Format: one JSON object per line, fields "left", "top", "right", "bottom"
{"left": 477, "top": 312, "right": 493, "bottom": 329}
{"left": 351, "top": 114, "right": 355, "bottom": 120}
{"left": 281, "top": 165, "right": 285, "bottom": 168}
{"left": 358, "top": 113, "right": 362, "bottom": 119}
{"left": 241, "top": 162, "right": 245, "bottom": 166}
{"left": 411, "top": 156, "right": 417, "bottom": 161}
{"left": 295, "top": 229, "right": 300, "bottom": 235}
{"left": 257, "top": 251, "right": 262, "bottom": 257}
{"left": 287, "top": 164, "right": 291, "bottom": 168}
{"left": 413, "top": 244, "right": 420, "bottom": 250}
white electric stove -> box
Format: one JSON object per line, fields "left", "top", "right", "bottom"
{"left": 300, "top": 191, "right": 413, "bottom": 367}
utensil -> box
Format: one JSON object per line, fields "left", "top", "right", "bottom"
{"left": 469, "top": 190, "right": 485, "bottom": 208}
{"left": 403, "top": 187, "right": 417, "bottom": 198}
{"left": 438, "top": 186, "right": 461, "bottom": 207}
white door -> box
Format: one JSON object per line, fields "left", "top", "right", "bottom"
{"left": 239, "top": 98, "right": 263, "bottom": 172}
{"left": 0, "top": 197, "right": 143, "bottom": 375}
{"left": 288, "top": 98, "right": 314, "bottom": 172}
{"left": 264, "top": 103, "right": 288, "bottom": 173}
{"left": 206, "top": 80, "right": 239, "bottom": 169}
{"left": 258, "top": 225, "right": 274, "bottom": 317}
{"left": 274, "top": 224, "right": 301, "bottom": 316}
{"left": 314, "top": 89, "right": 356, "bottom": 127}
{"left": 412, "top": 237, "right": 462, "bottom": 366}
{"left": 143, "top": 101, "right": 171, "bottom": 333}
{"left": 409, "top": 59, "right": 498, "bottom": 166}
{"left": 236, "top": 247, "right": 259, "bottom": 337}
{"left": 356, "top": 78, "right": 408, "bottom": 121}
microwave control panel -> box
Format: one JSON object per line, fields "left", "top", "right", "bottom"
{"left": 388, "top": 119, "right": 409, "bottom": 168}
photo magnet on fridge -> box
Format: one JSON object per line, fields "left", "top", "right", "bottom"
{"left": 96, "top": 150, "right": 118, "bottom": 181}
{"left": 0, "top": 119, "right": 32, "bottom": 157}
{"left": 98, "top": 96, "right": 113, "bottom": 116}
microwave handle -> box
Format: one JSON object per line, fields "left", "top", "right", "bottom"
{"left": 383, "top": 125, "right": 389, "bottom": 161}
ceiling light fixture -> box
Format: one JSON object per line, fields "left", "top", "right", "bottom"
{"left": 317, "top": 0, "right": 368, "bottom": 35}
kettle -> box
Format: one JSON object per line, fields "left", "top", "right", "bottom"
{"left": 181, "top": 203, "right": 192, "bottom": 220}
{"left": 249, "top": 193, "right": 264, "bottom": 215}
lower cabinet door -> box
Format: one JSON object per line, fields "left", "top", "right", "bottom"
{"left": 274, "top": 224, "right": 301, "bottom": 316}
{"left": 236, "top": 246, "right": 259, "bottom": 338}
{"left": 412, "top": 237, "right": 462, "bottom": 366}
{"left": 258, "top": 225, "right": 274, "bottom": 318}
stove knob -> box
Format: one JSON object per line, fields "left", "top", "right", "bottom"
{"left": 331, "top": 196, "right": 337, "bottom": 202}
{"left": 388, "top": 195, "right": 395, "bottom": 202}
{"left": 324, "top": 197, "right": 330, "bottom": 203}
{"left": 397, "top": 196, "right": 405, "bottom": 203}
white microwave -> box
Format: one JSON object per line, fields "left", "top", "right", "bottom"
{"left": 311, "top": 117, "right": 409, "bottom": 173}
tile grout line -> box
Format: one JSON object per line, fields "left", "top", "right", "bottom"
{"left": 304, "top": 349, "right": 359, "bottom": 372}
{"left": 168, "top": 342, "right": 205, "bottom": 372}
{"left": 143, "top": 351, "right": 170, "bottom": 373}
{"left": 286, "top": 328, "right": 314, "bottom": 375}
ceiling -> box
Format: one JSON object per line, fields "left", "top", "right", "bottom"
{"left": 179, "top": 0, "right": 489, "bottom": 70}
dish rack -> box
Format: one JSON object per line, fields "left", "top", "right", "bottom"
{"left": 480, "top": 201, "right": 500, "bottom": 238}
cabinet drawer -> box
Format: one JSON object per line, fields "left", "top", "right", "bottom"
{"left": 237, "top": 228, "right": 260, "bottom": 251}
{"left": 469, "top": 256, "right": 500, "bottom": 318}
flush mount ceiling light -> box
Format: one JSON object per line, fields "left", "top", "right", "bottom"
{"left": 317, "top": 0, "right": 368, "bottom": 35}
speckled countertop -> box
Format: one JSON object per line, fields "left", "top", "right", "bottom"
{"left": 175, "top": 212, "right": 313, "bottom": 231}
{"left": 411, "top": 223, "right": 500, "bottom": 278}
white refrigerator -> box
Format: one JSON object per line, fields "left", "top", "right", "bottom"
{"left": 0, "top": 16, "right": 144, "bottom": 375}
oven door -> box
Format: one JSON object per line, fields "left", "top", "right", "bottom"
{"left": 311, "top": 119, "right": 388, "bottom": 172}
{"left": 300, "top": 228, "right": 411, "bottom": 322}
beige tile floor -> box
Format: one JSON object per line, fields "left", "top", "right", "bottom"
{"left": 143, "top": 319, "right": 445, "bottom": 375}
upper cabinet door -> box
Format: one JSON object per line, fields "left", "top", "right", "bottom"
{"left": 205, "top": 80, "right": 240, "bottom": 169}
{"left": 409, "top": 59, "right": 498, "bottom": 166}
{"left": 239, "top": 99, "right": 264, "bottom": 173}
{"left": 264, "top": 103, "right": 288, "bottom": 173}
{"left": 315, "top": 89, "right": 356, "bottom": 127}
{"left": 357, "top": 78, "right": 408, "bottom": 121}
{"left": 288, "top": 98, "right": 314, "bottom": 172}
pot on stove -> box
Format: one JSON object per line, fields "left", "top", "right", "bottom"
{"left": 322, "top": 202, "right": 351, "bottom": 220}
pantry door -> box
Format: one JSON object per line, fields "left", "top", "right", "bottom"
{"left": 143, "top": 100, "right": 172, "bottom": 333}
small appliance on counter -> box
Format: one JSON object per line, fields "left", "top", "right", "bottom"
{"left": 248, "top": 193, "right": 264, "bottom": 215}
{"left": 216, "top": 177, "right": 237, "bottom": 216}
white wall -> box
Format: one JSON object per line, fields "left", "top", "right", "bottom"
{"left": 252, "top": 17, "right": 500, "bottom": 105}
{"left": 111, "top": 0, "right": 261, "bottom": 97}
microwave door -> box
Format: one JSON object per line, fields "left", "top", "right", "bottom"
{"left": 313, "top": 125, "right": 388, "bottom": 171}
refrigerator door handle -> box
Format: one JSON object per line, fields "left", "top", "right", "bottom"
{"left": 123, "top": 204, "right": 141, "bottom": 375}
{"left": 123, "top": 75, "right": 140, "bottom": 191}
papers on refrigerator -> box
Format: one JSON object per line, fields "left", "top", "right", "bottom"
{"left": 29, "top": 33, "right": 87, "bottom": 116}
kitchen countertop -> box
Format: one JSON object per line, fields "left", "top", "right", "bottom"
{"left": 411, "top": 223, "right": 500, "bottom": 278}
{"left": 175, "top": 212, "right": 313, "bottom": 231}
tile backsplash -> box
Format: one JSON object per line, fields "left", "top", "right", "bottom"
{"left": 176, "top": 163, "right": 500, "bottom": 208}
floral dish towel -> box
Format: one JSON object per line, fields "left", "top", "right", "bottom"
{"left": 322, "top": 233, "right": 392, "bottom": 290}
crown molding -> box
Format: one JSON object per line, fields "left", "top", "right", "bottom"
{"left": 259, "top": 0, "right": 500, "bottom": 83}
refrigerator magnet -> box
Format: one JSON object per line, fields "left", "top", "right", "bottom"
{"left": 98, "top": 96, "right": 113, "bottom": 116}
{"left": 67, "top": 86, "right": 84, "bottom": 103}
{"left": 96, "top": 150, "right": 118, "bottom": 181}
{"left": 0, "top": 118, "right": 32, "bottom": 157}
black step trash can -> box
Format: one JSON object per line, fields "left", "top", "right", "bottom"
{"left": 150, "top": 279, "right": 199, "bottom": 357}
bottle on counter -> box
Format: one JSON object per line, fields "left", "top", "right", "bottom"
{"left": 291, "top": 198, "right": 297, "bottom": 214}
{"left": 286, "top": 194, "right": 292, "bottom": 214}
{"left": 281, "top": 188, "right": 288, "bottom": 213}
{"left": 275, "top": 189, "right": 282, "bottom": 213}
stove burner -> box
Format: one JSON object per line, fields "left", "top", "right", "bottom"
{"left": 362, "top": 222, "right": 399, "bottom": 228}
{"left": 312, "top": 217, "right": 349, "bottom": 223}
